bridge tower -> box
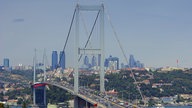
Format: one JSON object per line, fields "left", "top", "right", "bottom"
{"left": 32, "top": 49, "right": 47, "bottom": 108}
{"left": 32, "top": 83, "right": 47, "bottom": 108}
{"left": 74, "top": 4, "right": 105, "bottom": 94}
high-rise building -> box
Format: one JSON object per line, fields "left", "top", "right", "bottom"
{"left": 59, "top": 51, "right": 65, "bottom": 69}
{"left": 121, "top": 63, "right": 125, "bottom": 69}
{"left": 84, "top": 56, "right": 89, "bottom": 66}
{"left": 136, "top": 60, "right": 144, "bottom": 68}
{"left": 92, "top": 56, "right": 97, "bottom": 67}
{"left": 129, "top": 54, "right": 136, "bottom": 68}
{"left": 3, "top": 58, "right": 9, "bottom": 68}
{"left": 104, "top": 55, "right": 119, "bottom": 70}
{"left": 98, "top": 54, "right": 101, "bottom": 66}
{"left": 129, "top": 54, "right": 144, "bottom": 68}
{"left": 52, "top": 51, "right": 58, "bottom": 70}
{"left": 104, "top": 58, "right": 109, "bottom": 67}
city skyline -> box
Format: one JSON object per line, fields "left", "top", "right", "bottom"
{"left": 1, "top": 0, "right": 192, "bottom": 68}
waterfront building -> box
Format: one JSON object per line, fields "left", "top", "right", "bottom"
{"left": 52, "top": 51, "right": 58, "bottom": 70}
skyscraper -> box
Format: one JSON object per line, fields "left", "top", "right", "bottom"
{"left": 129, "top": 55, "right": 144, "bottom": 68}
{"left": 84, "top": 56, "right": 89, "bottom": 66}
{"left": 104, "top": 58, "right": 109, "bottom": 67}
{"left": 105, "top": 55, "right": 119, "bottom": 70}
{"left": 59, "top": 51, "right": 65, "bottom": 69}
{"left": 91, "top": 56, "right": 97, "bottom": 67}
{"left": 3, "top": 58, "right": 9, "bottom": 68}
{"left": 52, "top": 51, "right": 58, "bottom": 70}
{"left": 129, "top": 54, "right": 136, "bottom": 68}
{"left": 98, "top": 54, "right": 101, "bottom": 66}
{"left": 121, "top": 63, "right": 125, "bottom": 69}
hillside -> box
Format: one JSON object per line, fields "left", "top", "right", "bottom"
{"left": 0, "top": 70, "right": 33, "bottom": 84}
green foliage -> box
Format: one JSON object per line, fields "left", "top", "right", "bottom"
{"left": 0, "top": 69, "right": 73, "bottom": 105}
{"left": 5, "top": 88, "right": 31, "bottom": 100}
{"left": 17, "top": 98, "right": 23, "bottom": 105}
{"left": 0, "top": 103, "right": 5, "bottom": 108}
{"left": 151, "top": 71, "right": 192, "bottom": 97}
{"left": 76, "top": 70, "right": 192, "bottom": 101}
{"left": 46, "top": 85, "right": 73, "bottom": 104}
{"left": 22, "top": 101, "right": 27, "bottom": 108}
{"left": 11, "top": 70, "right": 33, "bottom": 81}
{"left": 148, "top": 99, "right": 156, "bottom": 107}
{"left": 79, "top": 74, "right": 100, "bottom": 90}
{"left": 105, "top": 70, "right": 143, "bottom": 100}
{"left": 2, "top": 69, "right": 192, "bottom": 105}
{"left": 0, "top": 69, "right": 33, "bottom": 83}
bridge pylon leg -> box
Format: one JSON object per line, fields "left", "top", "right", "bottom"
{"left": 74, "top": 96, "right": 79, "bottom": 108}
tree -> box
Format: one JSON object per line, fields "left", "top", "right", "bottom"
{"left": 46, "top": 85, "right": 73, "bottom": 104}
{"left": 22, "top": 101, "right": 27, "bottom": 108}
{"left": 0, "top": 103, "right": 5, "bottom": 108}
{"left": 17, "top": 98, "right": 23, "bottom": 105}
{"left": 148, "top": 99, "right": 155, "bottom": 107}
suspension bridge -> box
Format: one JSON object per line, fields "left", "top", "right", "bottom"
{"left": 32, "top": 3, "right": 144, "bottom": 108}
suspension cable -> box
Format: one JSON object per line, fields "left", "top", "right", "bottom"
{"left": 50, "top": 8, "right": 76, "bottom": 79}
{"left": 80, "top": 12, "right": 93, "bottom": 49}
{"left": 58, "top": 8, "right": 76, "bottom": 66}
{"left": 78, "top": 10, "right": 101, "bottom": 62}
{"left": 105, "top": 7, "right": 145, "bottom": 103}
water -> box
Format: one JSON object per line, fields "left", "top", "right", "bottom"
{"left": 10, "top": 105, "right": 192, "bottom": 108}
{"left": 9, "top": 106, "right": 32, "bottom": 108}
{"left": 150, "top": 106, "right": 192, "bottom": 108}
{"left": 165, "top": 106, "right": 192, "bottom": 108}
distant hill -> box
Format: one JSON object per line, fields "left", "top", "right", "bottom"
{"left": 0, "top": 70, "right": 34, "bottom": 84}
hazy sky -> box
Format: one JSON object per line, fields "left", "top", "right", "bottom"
{"left": 1, "top": 0, "right": 192, "bottom": 68}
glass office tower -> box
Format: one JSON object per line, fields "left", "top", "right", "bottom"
{"left": 52, "top": 51, "right": 58, "bottom": 70}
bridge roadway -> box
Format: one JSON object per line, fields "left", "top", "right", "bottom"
{"left": 44, "top": 81, "right": 136, "bottom": 108}
{"left": 45, "top": 81, "right": 106, "bottom": 108}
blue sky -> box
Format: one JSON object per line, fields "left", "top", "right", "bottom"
{"left": 1, "top": 0, "right": 192, "bottom": 68}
